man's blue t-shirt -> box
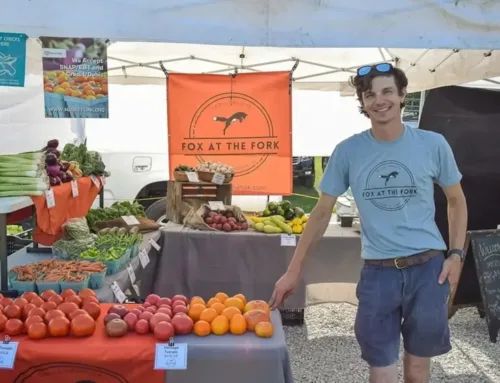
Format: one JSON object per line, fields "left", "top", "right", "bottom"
{"left": 318, "top": 126, "right": 462, "bottom": 260}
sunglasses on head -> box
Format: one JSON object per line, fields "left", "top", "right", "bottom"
{"left": 357, "top": 63, "right": 393, "bottom": 77}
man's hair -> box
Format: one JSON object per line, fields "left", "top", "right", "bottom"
{"left": 349, "top": 67, "right": 408, "bottom": 117}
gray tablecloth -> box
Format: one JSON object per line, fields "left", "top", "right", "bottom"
{"left": 166, "top": 311, "right": 293, "bottom": 383}
{"left": 151, "top": 222, "right": 363, "bottom": 307}
{"left": 7, "top": 231, "right": 161, "bottom": 302}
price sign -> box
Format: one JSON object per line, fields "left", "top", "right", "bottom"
{"left": 149, "top": 238, "right": 161, "bottom": 251}
{"left": 127, "top": 264, "right": 136, "bottom": 284}
{"left": 186, "top": 172, "right": 199, "bottom": 182}
{"left": 208, "top": 201, "right": 225, "bottom": 211}
{"left": 111, "top": 281, "right": 126, "bottom": 303}
{"left": 45, "top": 189, "right": 56, "bottom": 209}
{"left": 100, "top": 176, "right": 106, "bottom": 185}
{"left": 71, "top": 180, "right": 79, "bottom": 198}
{"left": 91, "top": 175, "right": 101, "bottom": 188}
{"left": 0, "top": 340, "right": 18, "bottom": 369}
{"left": 280, "top": 234, "right": 296, "bottom": 247}
{"left": 122, "top": 216, "right": 140, "bottom": 226}
{"left": 211, "top": 172, "right": 225, "bottom": 185}
{"left": 139, "top": 249, "right": 150, "bottom": 268}
{"left": 154, "top": 342, "right": 188, "bottom": 370}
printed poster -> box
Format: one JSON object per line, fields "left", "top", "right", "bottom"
{"left": 167, "top": 72, "right": 293, "bottom": 195}
{"left": 0, "top": 32, "right": 27, "bottom": 87}
{"left": 41, "top": 37, "right": 109, "bottom": 119}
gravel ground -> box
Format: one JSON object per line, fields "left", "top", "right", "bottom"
{"left": 284, "top": 303, "right": 499, "bottom": 383}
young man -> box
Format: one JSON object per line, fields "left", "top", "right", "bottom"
{"left": 269, "top": 64, "right": 468, "bottom": 383}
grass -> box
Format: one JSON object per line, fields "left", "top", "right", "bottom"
{"left": 287, "top": 157, "right": 324, "bottom": 214}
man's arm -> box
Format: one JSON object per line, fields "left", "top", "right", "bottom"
{"left": 442, "top": 182, "right": 467, "bottom": 255}
{"left": 287, "top": 193, "right": 337, "bottom": 274}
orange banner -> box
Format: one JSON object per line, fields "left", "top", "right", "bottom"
{"left": 0, "top": 304, "right": 164, "bottom": 383}
{"left": 167, "top": 72, "right": 292, "bottom": 195}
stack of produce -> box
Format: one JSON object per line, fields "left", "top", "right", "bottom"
{"left": 203, "top": 209, "right": 249, "bottom": 232}
{"left": 43, "top": 139, "right": 83, "bottom": 186}
{"left": 0, "top": 150, "right": 49, "bottom": 197}
{"left": 10, "top": 260, "right": 107, "bottom": 291}
{"left": 103, "top": 293, "right": 274, "bottom": 340}
{"left": 195, "top": 161, "right": 235, "bottom": 183}
{"left": 0, "top": 288, "right": 101, "bottom": 340}
{"left": 86, "top": 201, "right": 145, "bottom": 229}
{"left": 251, "top": 200, "right": 308, "bottom": 234}
{"left": 53, "top": 217, "right": 96, "bottom": 259}
{"left": 60, "top": 142, "right": 107, "bottom": 178}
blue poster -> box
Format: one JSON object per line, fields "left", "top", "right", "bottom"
{"left": 0, "top": 32, "right": 27, "bottom": 87}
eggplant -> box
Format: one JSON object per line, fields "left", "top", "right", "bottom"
{"left": 45, "top": 153, "right": 58, "bottom": 166}
{"left": 46, "top": 148, "right": 61, "bottom": 158}
{"left": 64, "top": 171, "right": 74, "bottom": 182}
{"left": 49, "top": 176, "right": 62, "bottom": 186}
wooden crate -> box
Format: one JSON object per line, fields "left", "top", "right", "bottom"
{"left": 166, "top": 181, "right": 232, "bottom": 224}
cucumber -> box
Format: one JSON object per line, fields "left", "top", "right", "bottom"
{"left": 271, "top": 216, "right": 293, "bottom": 234}
{"left": 255, "top": 222, "right": 265, "bottom": 232}
{"left": 270, "top": 215, "right": 285, "bottom": 222}
{"left": 261, "top": 218, "right": 279, "bottom": 227}
{"left": 263, "top": 225, "right": 283, "bottom": 234}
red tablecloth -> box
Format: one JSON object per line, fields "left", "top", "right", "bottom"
{"left": 0, "top": 303, "right": 164, "bottom": 383}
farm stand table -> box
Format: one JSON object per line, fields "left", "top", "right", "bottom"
{"left": 0, "top": 197, "right": 33, "bottom": 291}
{"left": 150, "top": 222, "right": 363, "bottom": 309}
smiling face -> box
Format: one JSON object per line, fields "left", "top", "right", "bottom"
{"left": 361, "top": 75, "right": 406, "bottom": 124}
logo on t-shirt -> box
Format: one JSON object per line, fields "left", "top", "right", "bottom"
{"left": 362, "top": 160, "right": 417, "bottom": 211}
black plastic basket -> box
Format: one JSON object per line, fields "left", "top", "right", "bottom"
{"left": 279, "top": 308, "right": 305, "bottom": 326}
{"left": 7, "top": 229, "right": 33, "bottom": 256}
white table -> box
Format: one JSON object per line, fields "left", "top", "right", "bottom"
{"left": 0, "top": 197, "right": 33, "bottom": 291}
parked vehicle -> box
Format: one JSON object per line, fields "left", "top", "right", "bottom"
{"left": 292, "top": 156, "right": 315, "bottom": 187}
{"left": 336, "top": 188, "right": 358, "bottom": 227}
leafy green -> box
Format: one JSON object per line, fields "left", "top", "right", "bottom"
{"left": 60, "top": 143, "right": 108, "bottom": 177}
{"left": 86, "top": 201, "right": 145, "bottom": 228}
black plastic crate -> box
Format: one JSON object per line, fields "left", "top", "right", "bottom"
{"left": 7, "top": 229, "right": 33, "bottom": 256}
{"left": 279, "top": 308, "right": 305, "bottom": 326}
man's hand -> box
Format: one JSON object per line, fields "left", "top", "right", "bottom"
{"left": 438, "top": 254, "right": 462, "bottom": 290}
{"left": 268, "top": 269, "right": 301, "bottom": 310}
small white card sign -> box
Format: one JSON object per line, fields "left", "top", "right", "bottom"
{"left": 208, "top": 201, "right": 225, "bottom": 211}
{"left": 71, "top": 180, "right": 79, "bottom": 198}
{"left": 139, "top": 249, "right": 150, "bottom": 268}
{"left": 149, "top": 238, "right": 161, "bottom": 251}
{"left": 280, "top": 234, "right": 296, "bottom": 247}
{"left": 45, "top": 189, "right": 56, "bottom": 209}
{"left": 122, "top": 216, "right": 140, "bottom": 226}
{"left": 211, "top": 172, "right": 225, "bottom": 185}
{"left": 154, "top": 342, "right": 188, "bottom": 370}
{"left": 186, "top": 172, "right": 199, "bottom": 182}
{"left": 0, "top": 339, "right": 18, "bottom": 369}
{"left": 90, "top": 175, "right": 101, "bottom": 188}
{"left": 111, "top": 281, "right": 126, "bottom": 303}
{"left": 127, "top": 264, "right": 136, "bottom": 284}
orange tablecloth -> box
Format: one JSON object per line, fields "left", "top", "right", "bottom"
{"left": 0, "top": 303, "right": 164, "bottom": 383}
{"left": 31, "top": 177, "right": 101, "bottom": 246}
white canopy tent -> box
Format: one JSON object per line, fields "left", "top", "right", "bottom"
{"left": 7, "top": 0, "right": 500, "bottom": 94}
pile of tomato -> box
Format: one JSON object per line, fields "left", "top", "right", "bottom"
{"left": 0, "top": 289, "right": 101, "bottom": 340}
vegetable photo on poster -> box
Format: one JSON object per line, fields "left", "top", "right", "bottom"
{"left": 40, "top": 37, "right": 109, "bottom": 119}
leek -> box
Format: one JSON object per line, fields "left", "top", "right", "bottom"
{"left": 0, "top": 190, "right": 45, "bottom": 197}
{"left": 0, "top": 170, "right": 45, "bottom": 178}
{"left": 0, "top": 151, "right": 50, "bottom": 197}
{"left": 0, "top": 177, "right": 48, "bottom": 188}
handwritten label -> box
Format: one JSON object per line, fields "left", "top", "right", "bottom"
{"left": 154, "top": 343, "right": 188, "bottom": 370}
{"left": 139, "top": 249, "right": 150, "bottom": 268}
{"left": 111, "top": 281, "right": 126, "bottom": 303}
{"left": 91, "top": 175, "right": 101, "bottom": 188}
{"left": 211, "top": 172, "right": 225, "bottom": 185}
{"left": 0, "top": 341, "right": 18, "bottom": 369}
{"left": 45, "top": 189, "right": 55, "bottom": 209}
{"left": 208, "top": 201, "right": 225, "bottom": 211}
{"left": 71, "top": 180, "right": 79, "bottom": 198}
{"left": 280, "top": 234, "right": 297, "bottom": 247}
{"left": 127, "top": 264, "right": 136, "bottom": 284}
{"left": 122, "top": 216, "right": 140, "bottom": 226}
{"left": 186, "top": 172, "right": 199, "bottom": 182}
{"left": 100, "top": 176, "right": 106, "bottom": 185}
{"left": 149, "top": 238, "right": 161, "bottom": 251}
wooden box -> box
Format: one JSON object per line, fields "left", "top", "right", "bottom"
{"left": 166, "top": 181, "right": 232, "bottom": 224}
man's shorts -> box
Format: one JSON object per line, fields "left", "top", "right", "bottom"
{"left": 354, "top": 251, "right": 451, "bottom": 367}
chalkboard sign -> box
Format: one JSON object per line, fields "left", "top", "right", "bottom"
{"left": 469, "top": 229, "right": 500, "bottom": 343}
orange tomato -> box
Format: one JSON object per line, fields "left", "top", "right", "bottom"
{"left": 70, "top": 314, "right": 96, "bottom": 337}
{"left": 48, "top": 316, "right": 70, "bottom": 337}
{"left": 28, "top": 322, "right": 48, "bottom": 340}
